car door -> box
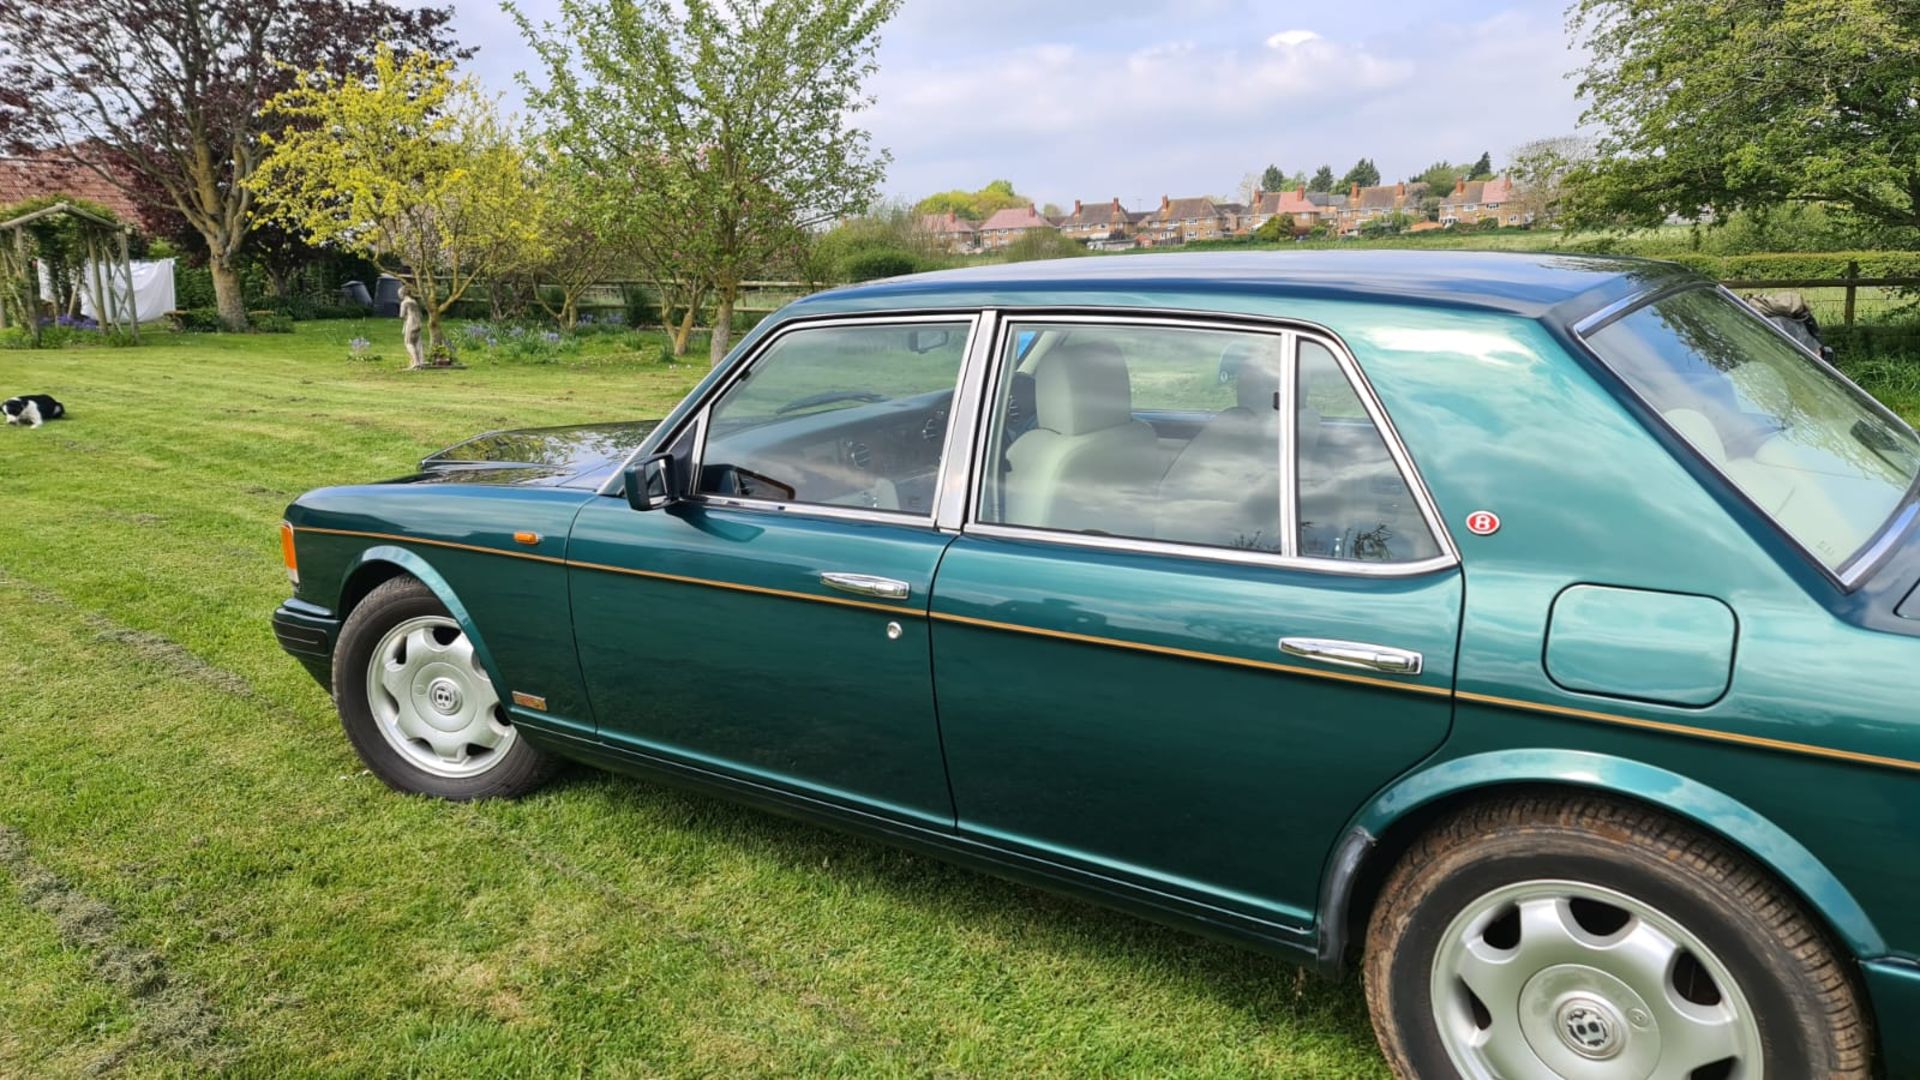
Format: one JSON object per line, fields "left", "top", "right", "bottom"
{"left": 568, "top": 315, "right": 983, "bottom": 828}
{"left": 929, "top": 316, "right": 1463, "bottom": 925}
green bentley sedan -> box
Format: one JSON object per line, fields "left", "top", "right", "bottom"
{"left": 274, "top": 252, "right": 1920, "bottom": 1078}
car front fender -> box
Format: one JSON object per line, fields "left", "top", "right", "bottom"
{"left": 334, "top": 545, "right": 509, "bottom": 696}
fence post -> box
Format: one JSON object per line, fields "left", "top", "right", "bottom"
{"left": 1844, "top": 259, "right": 1859, "bottom": 328}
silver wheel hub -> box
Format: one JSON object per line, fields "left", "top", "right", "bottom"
{"left": 365, "top": 615, "right": 515, "bottom": 779}
{"left": 1430, "top": 880, "right": 1762, "bottom": 1080}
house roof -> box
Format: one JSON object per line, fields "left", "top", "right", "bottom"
{"left": 919, "top": 212, "right": 976, "bottom": 235}
{"left": 1063, "top": 200, "right": 1132, "bottom": 228}
{"left": 0, "top": 151, "right": 146, "bottom": 226}
{"left": 1256, "top": 189, "right": 1322, "bottom": 216}
{"left": 1442, "top": 175, "right": 1517, "bottom": 206}
{"left": 978, "top": 205, "right": 1052, "bottom": 232}
{"left": 1147, "top": 196, "right": 1227, "bottom": 224}
{"left": 1350, "top": 182, "right": 1427, "bottom": 211}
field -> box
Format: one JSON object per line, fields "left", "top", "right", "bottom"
{"left": 0, "top": 322, "right": 1385, "bottom": 1077}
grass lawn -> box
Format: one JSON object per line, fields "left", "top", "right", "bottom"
{"left": 0, "top": 321, "right": 1384, "bottom": 1077}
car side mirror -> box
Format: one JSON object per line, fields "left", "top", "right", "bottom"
{"left": 623, "top": 453, "right": 682, "bottom": 512}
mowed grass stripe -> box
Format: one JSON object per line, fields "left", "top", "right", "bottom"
{"left": 0, "top": 322, "right": 1388, "bottom": 1077}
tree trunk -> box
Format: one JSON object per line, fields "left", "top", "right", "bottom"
{"left": 670, "top": 306, "right": 696, "bottom": 356}
{"left": 708, "top": 289, "right": 736, "bottom": 367}
{"left": 208, "top": 255, "right": 249, "bottom": 331}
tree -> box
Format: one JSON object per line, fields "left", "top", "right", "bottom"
{"left": 522, "top": 153, "right": 641, "bottom": 330}
{"left": 0, "top": 0, "right": 462, "bottom": 331}
{"left": 519, "top": 0, "right": 900, "bottom": 366}
{"left": 1260, "top": 164, "right": 1287, "bottom": 192}
{"left": 916, "top": 180, "right": 1029, "bottom": 222}
{"left": 1509, "top": 135, "right": 1595, "bottom": 228}
{"left": 1467, "top": 151, "right": 1494, "bottom": 181}
{"left": 1414, "top": 161, "right": 1464, "bottom": 193}
{"left": 1569, "top": 0, "right": 1920, "bottom": 235}
{"left": 1308, "top": 165, "right": 1337, "bottom": 193}
{"left": 1253, "top": 213, "right": 1295, "bottom": 243}
{"left": 1339, "top": 158, "right": 1380, "bottom": 190}
{"left": 253, "top": 47, "right": 535, "bottom": 366}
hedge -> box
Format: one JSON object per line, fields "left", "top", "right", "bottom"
{"left": 1658, "top": 251, "right": 1920, "bottom": 282}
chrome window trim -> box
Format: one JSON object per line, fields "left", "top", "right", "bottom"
{"left": 1573, "top": 283, "right": 1920, "bottom": 591}
{"left": 935, "top": 310, "right": 1000, "bottom": 532}
{"left": 645, "top": 313, "right": 984, "bottom": 528}
{"left": 962, "top": 310, "right": 1460, "bottom": 578}
{"left": 597, "top": 311, "right": 982, "bottom": 501}
{"left": 1277, "top": 329, "right": 1300, "bottom": 558}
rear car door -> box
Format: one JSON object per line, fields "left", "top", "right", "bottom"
{"left": 929, "top": 316, "right": 1462, "bottom": 928}
{"left": 568, "top": 316, "right": 981, "bottom": 828}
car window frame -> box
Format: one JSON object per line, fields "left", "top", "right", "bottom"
{"left": 958, "top": 310, "right": 1460, "bottom": 577}
{"left": 678, "top": 312, "right": 990, "bottom": 527}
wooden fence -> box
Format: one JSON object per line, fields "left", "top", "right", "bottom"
{"left": 1724, "top": 262, "right": 1920, "bottom": 328}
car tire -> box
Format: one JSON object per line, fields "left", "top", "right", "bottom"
{"left": 1363, "top": 793, "right": 1870, "bottom": 1080}
{"left": 332, "top": 575, "right": 556, "bottom": 800}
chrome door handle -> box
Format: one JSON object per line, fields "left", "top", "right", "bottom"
{"left": 1279, "top": 637, "right": 1424, "bottom": 676}
{"left": 820, "top": 572, "right": 911, "bottom": 601}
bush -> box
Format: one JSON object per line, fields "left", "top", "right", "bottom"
{"left": 841, "top": 251, "right": 923, "bottom": 282}
{"left": 166, "top": 307, "right": 224, "bottom": 332}
{"left": 622, "top": 285, "right": 660, "bottom": 328}
{"left": 247, "top": 309, "right": 294, "bottom": 333}
{"left": 1660, "top": 251, "right": 1920, "bottom": 281}
{"left": 999, "top": 229, "right": 1085, "bottom": 264}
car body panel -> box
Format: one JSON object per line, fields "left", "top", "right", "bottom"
{"left": 930, "top": 533, "right": 1461, "bottom": 923}
{"left": 1543, "top": 585, "right": 1737, "bottom": 707}
{"left": 566, "top": 499, "right": 958, "bottom": 826}
{"left": 274, "top": 253, "right": 1920, "bottom": 1069}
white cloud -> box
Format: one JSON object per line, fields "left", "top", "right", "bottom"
{"left": 1265, "top": 29, "right": 1322, "bottom": 48}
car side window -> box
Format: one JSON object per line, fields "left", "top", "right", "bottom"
{"left": 976, "top": 321, "right": 1443, "bottom": 565}
{"left": 698, "top": 322, "right": 970, "bottom": 516}
{"left": 977, "top": 322, "right": 1288, "bottom": 552}
{"left": 1296, "top": 340, "right": 1442, "bottom": 562}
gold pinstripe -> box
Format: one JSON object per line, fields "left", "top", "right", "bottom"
{"left": 298, "top": 525, "right": 1920, "bottom": 773}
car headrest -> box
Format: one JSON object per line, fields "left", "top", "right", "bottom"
{"left": 1663, "top": 407, "right": 1728, "bottom": 464}
{"left": 1034, "top": 342, "right": 1134, "bottom": 436}
{"left": 1235, "top": 344, "right": 1285, "bottom": 413}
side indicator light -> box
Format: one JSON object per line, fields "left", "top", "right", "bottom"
{"left": 513, "top": 531, "right": 542, "bottom": 546}
{"left": 510, "top": 691, "right": 548, "bottom": 711}
{"left": 279, "top": 522, "right": 300, "bottom": 585}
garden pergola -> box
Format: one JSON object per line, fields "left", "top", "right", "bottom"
{"left": 0, "top": 200, "right": 139, "bottom": 345}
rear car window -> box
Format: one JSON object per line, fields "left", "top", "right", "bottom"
{"left": 1587, "top": 288, "right": 1920, "bottom": 572}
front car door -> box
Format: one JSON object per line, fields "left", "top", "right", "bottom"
{"left": 929, "top": 314, "right": 1463, "bottom": 934}
{"left": 568, "top": 315, "right": 983, "bottom": 828}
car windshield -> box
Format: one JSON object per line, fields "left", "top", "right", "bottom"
{"left": 1587, "top": 287, "right": 1920, "bottom": 573}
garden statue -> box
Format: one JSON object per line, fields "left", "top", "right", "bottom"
{"left": 399, "top": 287, "right": 426, "bottom": 368}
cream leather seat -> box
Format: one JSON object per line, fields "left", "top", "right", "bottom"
{"left": 1001, "top": 342, "right": 1159, "bottom": 533}
{"left": 1155, "top": 347, "right": 1289, "bottom": 550}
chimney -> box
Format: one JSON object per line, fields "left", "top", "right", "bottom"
{"left": 1161, "top": 194, "right": 1170, "bottom": 212}
{"left": 1455, "top": 176, "right": 1466, "bottom": 195}
{"left": 1350, "top": 182, "right": 1359, "bottom": 200}
{"left": 1111, "top": 197, "right": 1122, "bottom": 214}
{"left": 1395, "top": 180, "right": 1406, "bottom": 198}
{"left": 1254, "top": 188, "right": 1265, "bottom": 205}
{"left": 1073, "top": 199, "right": 1082, "bottom": 216}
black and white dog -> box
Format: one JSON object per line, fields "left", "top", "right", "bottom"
{"left": 3, "top": 394, "right": 66, "bottom": 428}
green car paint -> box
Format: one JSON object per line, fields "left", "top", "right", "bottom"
{"left": 274, "top": 252, "right": 1920, "bottom": 1069}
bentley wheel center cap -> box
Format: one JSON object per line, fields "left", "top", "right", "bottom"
{"left": 427, "top": 677, "right": 464, "bottom": 716}
{"left": 1557, "top": 997, "right": 1625, "bottom": 1060}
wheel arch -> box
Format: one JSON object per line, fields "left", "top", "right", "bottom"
{"left": 1317, "top": 749, "right": 1886, "bottom": 974}
{"left": 332, "top": 546, "right": 508, "bottom": 693}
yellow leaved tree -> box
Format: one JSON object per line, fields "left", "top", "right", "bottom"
{"left": 253, "top": 46, "right": 534, "bottom": 366}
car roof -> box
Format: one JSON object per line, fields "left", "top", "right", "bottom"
{"left": 791, "top": 250, "right": 1696, "bottom": 323}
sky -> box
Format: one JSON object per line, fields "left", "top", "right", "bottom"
{"left": 451, "top": 0, "right": 1590, "bottom": 209}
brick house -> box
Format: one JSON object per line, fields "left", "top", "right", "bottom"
{"left": 1139, "top": 195, "right": 1241, "bottom": 246}
{"left": 1249, "top": 188, "right": 1343, "bottom": 235}
{"left": 919, "top": 212, "right": 979, "bottom": 254}
{"left": 1438, "top": 176, "right": 1524, "bottom": 227}
{"left": 1336, "top": 180, "right": 1428, "bottom": 235}
{"left": 976, "top": 204, "right": 1055, "bottom": 249}
{"left": 0, "top": 149, "right": 147, "bottom": 225}
{"left": 1056, "top": 198, "right": 1136, "bottom": 244}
